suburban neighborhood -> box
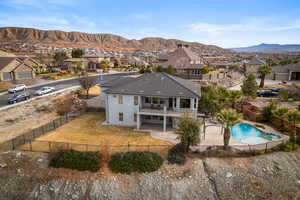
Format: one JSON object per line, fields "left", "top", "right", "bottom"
{"left": 1, "top": 1, "right": 300, "bottom": 200}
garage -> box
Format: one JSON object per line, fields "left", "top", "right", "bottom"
{"left": 16, "top": 71, "right": 33, "bottom": 80}
{"left": 2, "top": 72, "right": 13, "bottom": 81}
{"left": 291, "top": 72, "right": 300, "bottom": 81}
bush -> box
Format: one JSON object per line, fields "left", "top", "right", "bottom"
{"left": 167, "top": 143, "right": 186, "bottom": 165}
{"left": 279, "top": 142, "right": 299, "bottom": 152}
{"left": 49, "top": 150, "right": 101, "bottom": 172}
{"left": 108, "top": 151, "right": 163, "bottom": 174}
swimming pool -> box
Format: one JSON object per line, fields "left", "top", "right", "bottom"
{"left": 231, "top": 123, "right": 280, "bottom": 145}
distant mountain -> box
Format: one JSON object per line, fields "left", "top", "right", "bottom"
{"left": 231, "top": 43, "right": 300, "bottom": 52}
{"left": 0, "top": 27, "right": 230, "bottom": 53}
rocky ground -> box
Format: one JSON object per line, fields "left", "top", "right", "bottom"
{"left": 0, "top": 150, "right": 300, "bottom": 200}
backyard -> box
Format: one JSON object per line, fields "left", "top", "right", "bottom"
{"left": 19, "top": 112, "right": 171, "bottom": 152}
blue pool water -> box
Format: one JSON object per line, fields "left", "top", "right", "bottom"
{"left": 231, "top": 123, "right": 280, "bottom": 145}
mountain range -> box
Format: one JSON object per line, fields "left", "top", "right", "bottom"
{"left": 231, "top": 43, "right": 300, "bottom": 52}
{"left": 0, "top": 27, "right": 229, "bottom": 53}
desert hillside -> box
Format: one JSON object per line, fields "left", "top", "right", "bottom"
{"left": 0, "top": 27, "right": 229, "bottom": 52}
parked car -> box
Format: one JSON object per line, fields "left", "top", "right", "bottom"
{"left": 34, "top": 86, "right": 55, "bottom": 96}
{"left": 8, "top": 84, "right": 27, "bottom": 93}
{"left": 7, "top": 93, "right": 30, "bottom": 104}
{"left": 257, "top": 89, "right": 278, "bottom": 97}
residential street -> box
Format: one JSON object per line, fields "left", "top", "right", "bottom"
{"left": 0, "top": 72, "right": 134, "bottom": 108}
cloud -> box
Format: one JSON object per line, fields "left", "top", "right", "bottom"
{"left": 189, "top": 20, "right": 300, "bottom": 36}
{"left": 0, "top": 0, "right": 79, "bottom": 9}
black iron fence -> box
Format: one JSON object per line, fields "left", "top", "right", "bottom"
{"left": 0, "top": 111, "right": 84, "bottom": 152}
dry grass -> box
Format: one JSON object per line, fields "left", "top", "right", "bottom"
{"left": 35, "top": 112, "right": 171, "bottom": 146}
{"left": 89, "top": 86, "right": 101, "bottom": 96}
{"left": 264, "top": 84, "right": 287, "bottom": 89}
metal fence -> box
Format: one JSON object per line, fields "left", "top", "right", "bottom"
{"left": 17, "top": 140, "right": 172, "bottom": 158}
{"left": 0, "top": 113, "right": 82, "bottom": 152}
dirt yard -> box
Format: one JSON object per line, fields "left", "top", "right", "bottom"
{"left": 35, "top": 112, "right": 171, "bottom": 146}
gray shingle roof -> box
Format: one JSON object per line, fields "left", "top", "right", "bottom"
{"left": 244, "top": 57, "right": 266, "bottom": 65}
{"left": 100, "top": 76, "right": 136, "bottom": 88}
{"left": 105, "top": 72, "right": 200, "bottom": 98}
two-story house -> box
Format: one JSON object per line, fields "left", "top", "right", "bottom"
{"left": 101, "top": 72, "right": 201, "bottom": 132}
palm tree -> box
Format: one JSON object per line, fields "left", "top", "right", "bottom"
{"left": 217, "top": 109, "right": 241, "bottom": 149}
{"left": 258, "top": 64, "right": 272, "bottom": 88}
{"left": 285, "top": 110, "right": 300, "bottom": 144}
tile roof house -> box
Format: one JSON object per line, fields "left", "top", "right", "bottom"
{"left": 0, "top": 57, "right": 35, "bottom": 81}
{"left": 100, "top": 72, "right": 201, "bottom": 131}
{"left": 157, "top": 44, "right": 205, "bottom": 79}
{"left": 242, "top": 56, "right": 266, "bottom": 75}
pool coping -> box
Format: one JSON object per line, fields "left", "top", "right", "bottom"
{"left": 232, "top": 120, "right": 290, "bottom": 146}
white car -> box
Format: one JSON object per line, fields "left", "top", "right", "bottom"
{"left": 35, "top": 86, "right": 55, "bottom": 96}
{"left": 8, "top": 84, "right": 27, "bottom": 93}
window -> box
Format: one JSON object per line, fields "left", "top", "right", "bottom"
{"left": 194, "top": 99, "right": 197, "bottom": 109}
{"left": 134, "top": 96, "right": 138, "bottom": 105}
{"left": 119, "top": 113, "right": 123, "bottom": 121}
{"left": 145, "top": 97, "right": 151, "bottom": 103}
{"left": 152, "top": 97, "right": 158, "bottom": 104}
{"left": 180, "top": 98, "right": 191, "bottom": 108}
{"left": 134, "top": 113, "right": 137, "bottom": 122}
{"left": 118, "top": 95, "right": 123, "bottom": 104}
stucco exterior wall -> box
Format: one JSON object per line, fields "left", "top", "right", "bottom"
{"left": 106, "top": 94, "right": 140, "bottom": 126}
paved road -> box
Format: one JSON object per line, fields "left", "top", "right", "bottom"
{"left": 0, "top": 72, "right": 134, "bottom": 108}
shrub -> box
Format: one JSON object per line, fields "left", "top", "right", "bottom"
{"left": 49, "top": 150, "right": 101, "bottom": 172}
{"left": 278, "top": 142, "right": 299, "bottom": 152}
{"left": 167, "top": 143, "right": 186, "bottom": 165}
{"left": 108, "top": 151, "right": 163, "bottom": 174}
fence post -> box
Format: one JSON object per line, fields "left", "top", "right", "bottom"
{"left": 29, "top": 140, "right": 32, "bottom": 151}
{"left": 53, "top": 120, "right": 56, "bottom": 129}
{"left": 11, "top": 139, "right": 15, "bottom": 150}
{"left": 265, "top": 143, "right": 268, "bottom": 153}
{"left": 49, "top": 142, "right": 51, "bottom": 152}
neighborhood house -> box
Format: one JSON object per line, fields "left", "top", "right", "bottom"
{"left": 101, "top": 72, "right": 201, "bottom": 132}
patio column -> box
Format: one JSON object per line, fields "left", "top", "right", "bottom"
{"left": 176, "top": 98, "right": 180, "bottom": 111}
{"left": 137, "top": 108, "right": 140, "bottom": 130}
{"left": 163, "top": 105, "right": 167, "bottom": 132}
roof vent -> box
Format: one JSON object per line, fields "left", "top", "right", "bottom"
{"left": 139, "top": 90, "right": 144, "bottom": 93}
{"left": 157, "top": 91, "right": 161, "bottom": 94}
{"left": 179, "top": 92, "right": 183, "bottom": 95}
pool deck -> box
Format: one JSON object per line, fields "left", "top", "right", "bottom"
{"left": 142, "top": 119, "right": 289, "bottom": 150}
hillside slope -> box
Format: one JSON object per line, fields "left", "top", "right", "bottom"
{"left": 231, "top": 43, "right": 300, "bottom": 52}
{"left": 0, "top": 27, "right": 229, "bottom": 52}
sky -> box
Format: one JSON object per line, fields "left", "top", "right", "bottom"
{"left": 0, "top": 0, "right": 300, "bottom": 48}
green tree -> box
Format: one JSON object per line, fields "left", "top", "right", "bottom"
{"left": 71, "top": 49, "right": 84, "bottom": 58}
{"left": 155, "top": 65, "right": 164, "bottom": 72}
{"left": 228, "top": 90, "right": 242, "bottom": 108}
{"left": 201, "top": 65, "right": 210, "bottom": 74}
{"left": 285, "top": 110, "right": 300, "bottom": 144}
{"left": 53, "top": 51, "right": 68, "bottom": 67}
{"left": 262, "top": 102, "right": 277, "bottom": 122}
{"left": 217, "top": 109, "right": 241, "bottom": 149}
{"left": 73, "top": 61, "right": 83, "bottom": 69}
{"left": 175, "top": 114, "right": 201, "bottom": 152}
{"left": 258, "top": 64, "right": 272, "bottom": 88}
{"left": 166, "top": 65, "right": 175, "bottom": 75}
{"left": 274, "top": 107, "right": 289, "bottom": 117}
{"left": 241, "top": 74, "right": 258, "bottom": 99}
{"left": 99, "top": 60, "right": 109, "bottom": 70}
{"left": 279, "top": 90, "right": 289, "bottom": 101}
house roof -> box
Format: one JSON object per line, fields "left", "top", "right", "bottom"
{"left": 64, "top": 58, "right": 87, "bottom": 62}
{"left": 0, "top": 57, "right": 17, "bottom": 71}
{"left": 100, "top": 76, "right": 136, "bottom": 88}
{"left": 157, "top": 47, "right": 204, "bottom": 69}
{"left": 244, "top": 57, "right": 266, "bottom": 65}
{"left": 105, "top": 72, "right": 200, "bottom": 98}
